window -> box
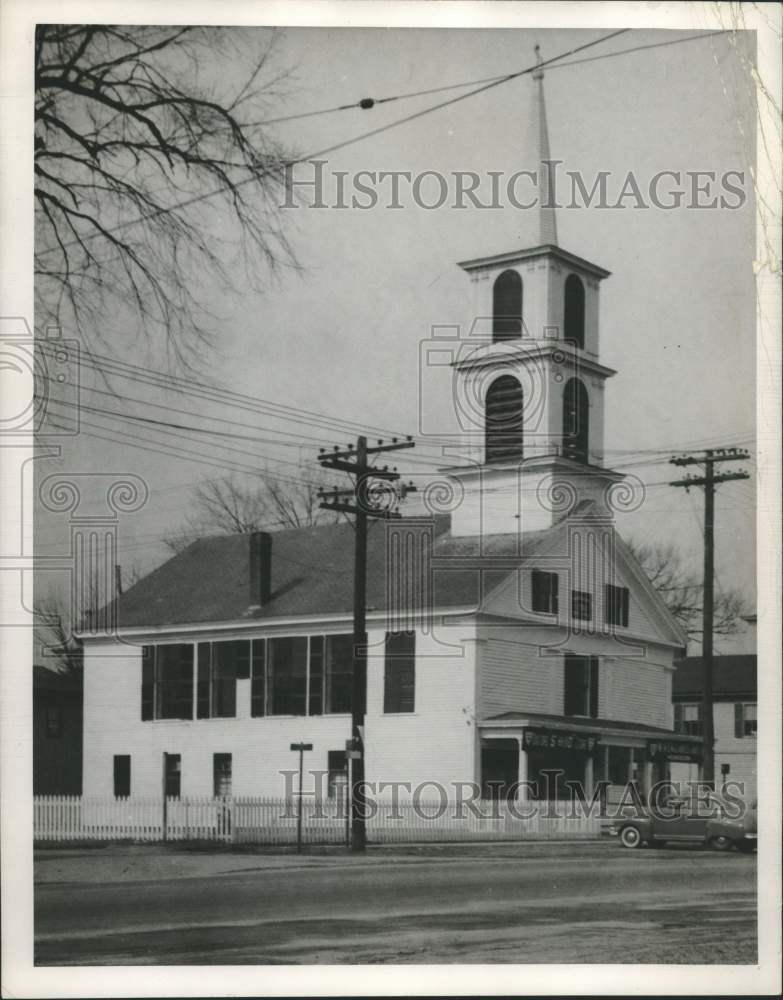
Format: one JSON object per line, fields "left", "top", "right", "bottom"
{"left": 492, "top": 269, "right": 523, "bottom": 342}
{"left": 45, "top": 703, "right": 62, "bottom": 738}
{"left": 384, "top": 631, "right": 416, "bottom": 713}
{"left": 197, "top": 641, "right": 248, "bottom": 719}
{"left": 674, "top": 703, "right": 702, "bottom": 736}
{"left": 267, "top": 636, "right": 307, "bottom": 715}
{"left": 531, "top": 570, "right": 559, "bottom": 615}
{"left": 564, "top": 655, "right": 598, "bottom": 717}
{"left": 141, "top": 644, "right": 194, "bottom": 721}
{"left": 562, "top": 377, "right": 589, "bottom": 464}
{"left": 734, "top": 703, "right": 757, "bottom": 738}
{"left": 607, "top": 746, "right": 630, "bottom": 785}
{"left": 325, "top": 634, "right": 353, "bottom": 714}
{"left": 164, "top": 753, "right": 181, "bottom": 798}
{"left": 113, "top": 755, "right": 131, "bottom": 797}
{"left": 213, "top": 753, "right": 232, "bottom": 797}
{"left": 328, "top": 750, "right": 348, "bottom": 799}
{"left": 564, "top": 273, "right": 585, "bottom": 349}
{"left": 571, "top": 590, "right": 592, "bottom": 621}
{"left": 485, "top": 375, "right": 524, "bottom": 463}
{"left": 605, "top": 584, "right": 630, "bottom": 627}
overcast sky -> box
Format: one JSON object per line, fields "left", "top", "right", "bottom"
{"left": 34, "top": 26, "right": 758, "bottom": 648}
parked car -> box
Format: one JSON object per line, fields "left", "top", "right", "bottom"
{"left": 610, "top": 793, "right": 757, "bottom": 852}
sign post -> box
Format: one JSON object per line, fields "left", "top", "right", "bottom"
{"left": 290, "top": 742, "right": 313, "bottom": 853}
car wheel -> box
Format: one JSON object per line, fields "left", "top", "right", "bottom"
{"left": 619, "top": 825, "right": 642, "bottom": 849}
{"left": 709, "top": 835, "right": 734, "bottom": 852}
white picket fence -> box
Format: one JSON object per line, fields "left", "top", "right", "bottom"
{"left": 34, "top": 795, "right": 602, "bottom": 844}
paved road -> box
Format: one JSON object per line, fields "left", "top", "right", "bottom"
{"left": 35, "top": 841, "right": 756, "bottom": 965}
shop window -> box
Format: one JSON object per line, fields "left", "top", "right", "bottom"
{"left": 113, "top": 755, "right": 131, "bottom": 797}
{"left": 564, "top": 655, "right": 598, "bottom": 717}
{"left": 674, "top": 703, "right": 702, "bottom": 736}
{"left": 267, "top": 636, "right": 307, "bottom": 715}
{"left": 384, "top": 631, "right": 416, "bottom": 713}
{"left": 485, "top": 375, "right": 524, "bottom": 463}
{"left": 164, "top": 753, "right": 181, "bottom": 798}
{"left": 531, "top": 569, "right": 559, "bottom": 615}
{"left": 197, "top": 641, "right": 248, "bottom": 719}
{"left": 328, "top": 750, "right": 348, "bottom": 800}
{"left": 141, "top": 644, "right": 194, "bottom": 721}
{"left": 492, "top": 269, "right": 523, "bottom": 341}
{"left": 605, "top": 584, "right": 630, "bottom": 627}
{"left": 571, "top": 590, "right": 592, "bottom": 621}
{"left": 734, "top": 703, "right": 757, "bottom": 738}
{"left": 607, "top": 746, "right": 629, "bottom": 785}
{"left": 213, "top": 753, "right": 232, "bottom": 797}
{"left": 45, "top": 703, "right": 62, "bottom": 738}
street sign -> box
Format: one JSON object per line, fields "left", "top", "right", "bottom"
{"left": 290, "top": 742, "right": 313, "bottom": 752}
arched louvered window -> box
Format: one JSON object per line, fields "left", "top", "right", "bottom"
{"left": 564, "top": 274, "right": 585, "bottom": 349}
{"left": 485, "top": 375, "right": 524, "bottom": 463}
{"left": 492, "top": 270, "right": 523, "bottom": 342}
{"left": 562, "top": 377, "right": 589, "bottom": 464}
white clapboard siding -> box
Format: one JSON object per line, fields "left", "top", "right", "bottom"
{"left": 34, "top": 796, "right": 601, "bottom": 843}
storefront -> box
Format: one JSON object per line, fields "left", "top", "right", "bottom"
{"left": 480, "top": 714, "right": 702, "bottom": 803}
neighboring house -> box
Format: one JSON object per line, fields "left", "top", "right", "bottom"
{"left": 33, "top": 665, "right": 83, "bottom": 795}
{"left": 78, "top": 61, "right": 698, "bottom": 805}
{"left": 671, "top": 654, "right": 757, "bottom": 798}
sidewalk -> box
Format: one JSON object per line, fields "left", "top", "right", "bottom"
{"left": 34, "top": 838, "right": 610, "bottom": 885}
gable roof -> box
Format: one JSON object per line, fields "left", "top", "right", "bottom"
{"left": 673, "top": 655, "right": 757, "bottom": 699}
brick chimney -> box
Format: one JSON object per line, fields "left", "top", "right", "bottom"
{"left": 249, "top": 531, "right": 272, "bottom": 608}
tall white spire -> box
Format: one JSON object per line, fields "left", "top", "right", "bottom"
{"left": 529, "top": 44, "right": 558, "bottom": 247}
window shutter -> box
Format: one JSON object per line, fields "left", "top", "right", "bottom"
{"left": 734, "top": 702, "right": 744, "bottom": 739}
{"left": 141, "top": 647, "right": 154, "bottom": 720}
{"left": 308, "top": 636, "right": 324, "bottom": 716}
{"left": 551, "top": 573, "right": 559, "bottom": 615}
{"left": 251, "top": 639, "right": 266, "bottom": 717}
{"left": 178, "top": 645, "right": 194, "bottom": 719}
{"left": 589, "top": 658, "right": 599, "bottom": 718}
{"left": 197, "top": 644, "right": 211, "bottom": 719}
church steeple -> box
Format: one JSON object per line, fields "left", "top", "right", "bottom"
{"left": 530, "top": 45, "right": 558, "bottom": 247}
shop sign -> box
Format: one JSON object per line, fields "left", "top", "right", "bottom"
{"left": 523, "top": 728, "right": 600, "bottom": 752}
{"left": 647, "top": 738, "right": 701, "bottom": 761}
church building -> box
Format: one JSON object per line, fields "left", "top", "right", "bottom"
{"left": 78, "top": 56, "right": 700, "bottom": 807}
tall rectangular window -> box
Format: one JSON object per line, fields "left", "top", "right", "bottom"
{"left": 328, "top": 750, "right": 348, "bottom": 800}
{"left": 735, "top": 703, "right": 757, "bottom": 738}
{"left": 605, "top": 584, "right": 630, "bottom": 627}
{"left": 197, "top": 641, "right": 247, "bottom": 718}
{"left": 268, "top": 636, "right": 307, "bottom": 715}
{"left": 531, "top": 570, "right": 559, "bottom": 615}
{"left": 164, "top": 753, "right": 181, "bottom": 798}
{"left": 142, "top": 645, "right": 194, "bottom": 721}
{"left": 251, "top": 639, "right": 266, "bottom": 717}
{"left": 384, "top": 631, "right": 416, "bottom": 714}
{"left": 325, "top": 634, "right": 353, "bottom": 714}
{"left": 113, "top": 755, "right": 131, "bottom": 797}
{"left": 571, "top": 591, "right": 592, "bottom": 622}
{"left": 308, "top": 636, "right": 324, "bottom": 716}
{"left": 564, "top": 655, "right": 598, "bottom": 717}
{"left": 213, "top": 753, "right": 232, "bottom": 797}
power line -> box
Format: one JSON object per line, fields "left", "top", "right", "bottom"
{"left": 251, "top": 31, "right": 728, "bottom": 128}
{"left": 36, "top": 29, "right": 630, "bottom": 259}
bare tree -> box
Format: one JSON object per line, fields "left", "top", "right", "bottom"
{"left": 33, "top": 595, "right": 83, "bottom": 674}
{"left": 35, "top": 25, "right": 296, "bottom": 369}
{"left": 626, "top": 539, "right": 748, "bottom": 641}
{"left": 163, "top": 471, "right": 335, "bottom": 554}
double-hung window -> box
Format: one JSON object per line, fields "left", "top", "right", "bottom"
{"left": 141, "top": 644, "right": 194, "bottom": 720}
{"left": 564, "top": 654, "right": 599, "bottom": 718}
{"left": 605, "top": 584, "right": 630, "bottom": 627}
{"left": 383, "top": 631, "right": 415, "bottom": 713}
{"left": 531, "top": 570, "right": 559, "bottom": 615}
{"left": 734, "top": 703, "right": 757, "bottom": 738}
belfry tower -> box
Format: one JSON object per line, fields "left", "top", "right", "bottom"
{"left": 447, "top": 48, "right": 624, "bottom": 538}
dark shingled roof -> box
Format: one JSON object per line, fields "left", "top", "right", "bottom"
{"left": 109, "top": 515, "right": 562, "bottom": 629}
{"left": 672, "top": 655, "right": 757, "bottom": 700}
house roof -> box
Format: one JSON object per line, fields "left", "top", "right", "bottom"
{"left": 107, "top": 514, "right": 560, "bottom": 630}
{"left": 672, "top": 655, "right": 757, "bottom": 700}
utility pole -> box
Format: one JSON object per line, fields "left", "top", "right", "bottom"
{"left": 669, "top": 447, "right": 750, "bottom": 786}
{"left": 318, "top": 435, "right": 416, "bottom": 851}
